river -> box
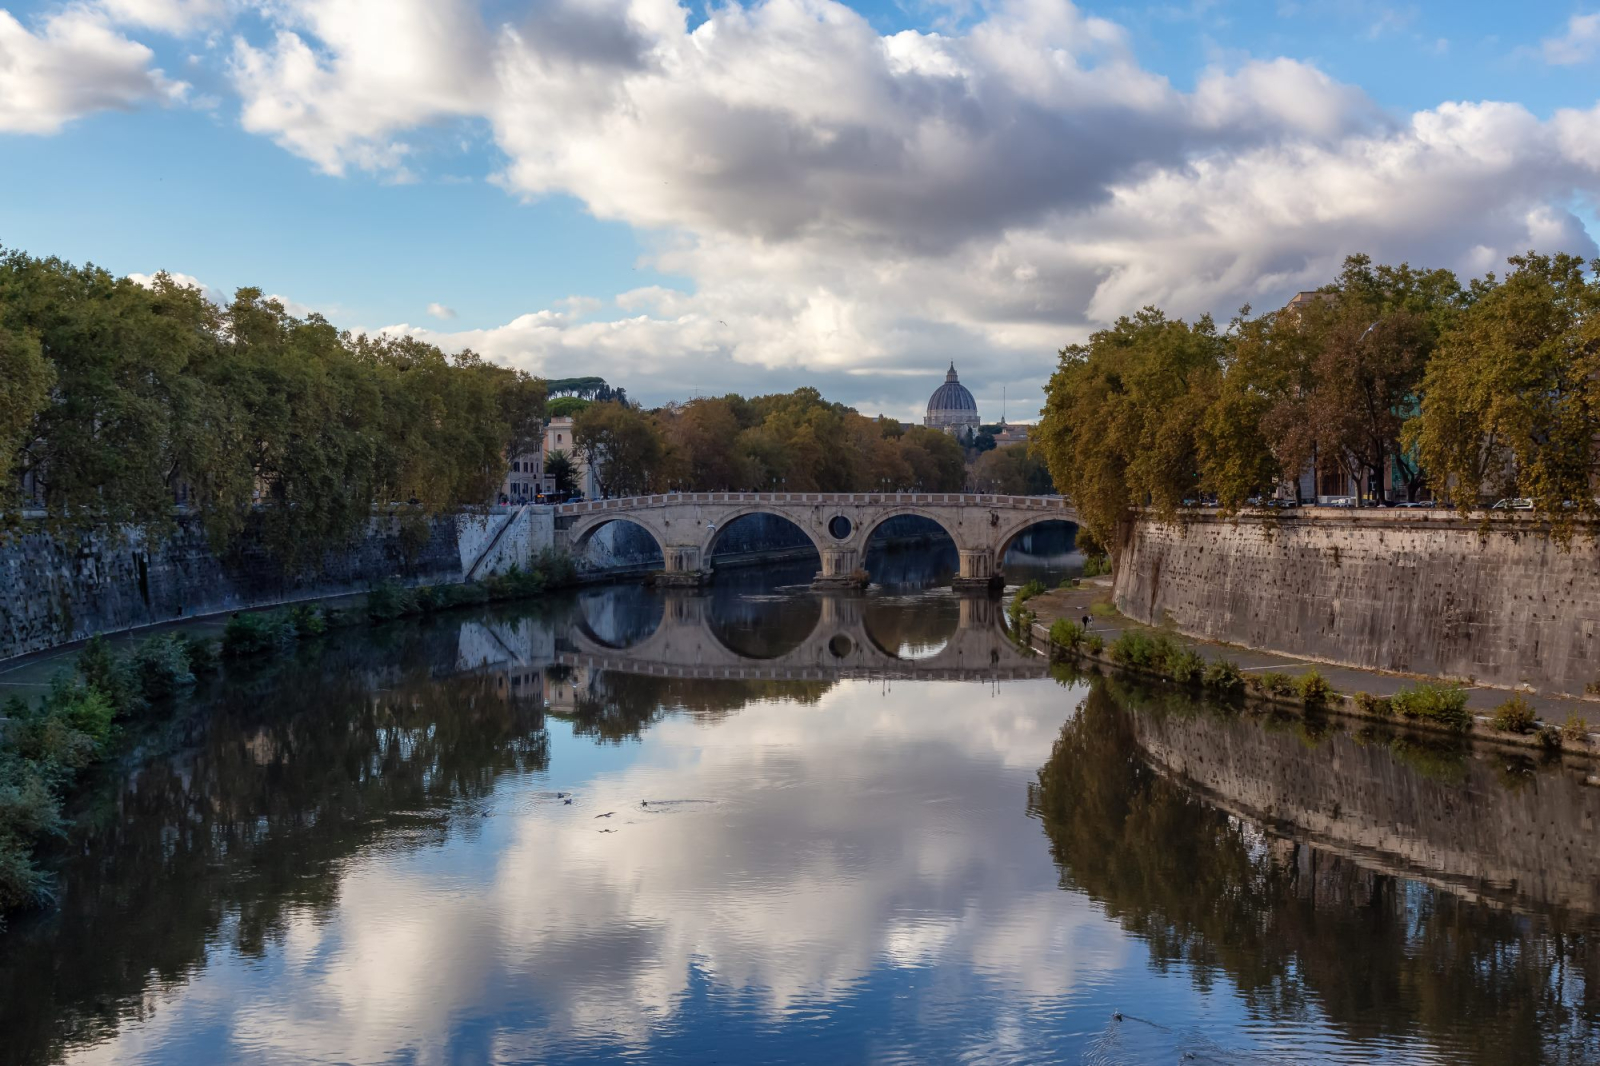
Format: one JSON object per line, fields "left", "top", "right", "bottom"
{"left": 2, "top": 545, "right": 1598, "bottom": 1065}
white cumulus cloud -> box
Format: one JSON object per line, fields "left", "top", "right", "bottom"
{"left": 211, "top": 0, "right": 1600, "bottom": 412}
{"left": 0, "top": 7, "right": 187, "bottom": 134}
{"left": 46, "top": 0, "right": 1600, "bottom": 414}
{"left": 127, "top": 268, "right": 227, "bottom": 305}
{"left": 426, "top": 302, "right": 458, "bottom": 320}
{"left": 96, "top": 0, "right": 227, "bottom": 35}
{"left": 1541, "top": 12, "right": 1600, "bottom": 65}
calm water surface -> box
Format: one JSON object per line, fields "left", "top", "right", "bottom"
{"left": 3, "top": 549, "right": 1599, "bottom": 1065}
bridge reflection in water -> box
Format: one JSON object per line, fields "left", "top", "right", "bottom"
{"left": 456, "top": 588, "right": 1045, "bottom": 695}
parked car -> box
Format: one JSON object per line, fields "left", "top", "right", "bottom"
{"left": 1393, "top": 500, "right": 1435, "bottom": 508}
{"left": 1490, "top": 498, "right": 1534, "bottom": 511}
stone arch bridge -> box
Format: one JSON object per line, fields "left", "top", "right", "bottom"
{"left": 554, "top": 492, "right": 1078, "bottom": 587}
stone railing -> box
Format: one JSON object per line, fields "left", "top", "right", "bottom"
{"left": 554, "top": 492, "right": 1068, "bottom": 516}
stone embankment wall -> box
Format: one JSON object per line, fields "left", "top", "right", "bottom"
{"left": 1115, "top": 510, "right": 1600, "bottom": 696}
{"left": 1129, "top": 705, "right": 1600, "bottom": 913}
{"left": 1, "top": 515, "right": 463, "bottom": 661}
{"left": 458, "top": 507, "right": 555, "bottom": 579}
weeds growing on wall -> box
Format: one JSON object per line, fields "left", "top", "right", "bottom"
{"left": 1295, "top": 669, "right": 1334, "bottom": 705}
{"left": 1202, "top": 659, "right": 1244, "bottom": 695}
{"left": 1049, "top": 619, "right": 1085, "bottom": 650}
{"left": 1491, "top": 695, "right": 1537, "bottom": 735}
{"left": 1391, "top": 683, "right": 1472, "bottom": 732}
{"left": 1353, "top": 691, "right": 1393, "bottom": 717}
{"left": 131, "top": 634, "right": 196, "bottom": 698}
{"left": 1168, "top": 650, "right": 1206, "bottom": 685}
{"left": 1250, "top": 671, "right": 1296, "bottom": 697}
{"left": 223, "top": 610, "right": 301, "bottom": 657}
{"left": 1007, "top": 580, "right": 1048, "bottom": 640}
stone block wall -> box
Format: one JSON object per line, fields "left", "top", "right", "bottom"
{"left": 1114, "top": 510, "right": 1600, "bottom": 696}
{"left": 1, "top": 514, "right": 462, "bottom": 661}
{"left": 458, "top": 507, "right": 556, "bottom": 578}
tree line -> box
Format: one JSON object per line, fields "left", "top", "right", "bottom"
{"left": 569, "top": 388, "right": 970, "bottom": 497}
{"left": 0, "top": 245, "right": 1028, "bottom": 569}
{"left": 1035, "top": 251, "right": 1600, "bottom": 545}
{"left": 0, "top": 248, "right": 546, "bottom": 567}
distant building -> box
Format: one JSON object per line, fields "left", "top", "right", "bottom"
{"left": 924, "top": 363, "right": 980, "bottom": 442}
{"left": 498, "top": 442, "right": 543, "bottom": 504}
{"left": 990, "top": 421, "right": 1030, "bottom": 447}
{"left": 1283, "top": 290, "right": 1336, "bottom": 314}
{"left": 544, "top": 415, "right": 599, "bottom": 498}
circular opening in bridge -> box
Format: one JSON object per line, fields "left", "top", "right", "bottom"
{"left": 827, "top": 515, "right": 853, "bottom": 540}
{"left": 828, "top": 634, "right": 853, "bottom": 658}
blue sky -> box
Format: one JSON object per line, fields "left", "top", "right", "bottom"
{"left": 2, "top": 0, "right": 1599, "bottom": 417}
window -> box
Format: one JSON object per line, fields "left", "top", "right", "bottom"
{"left": 512, "top": 461, "right": 520, "bottom": 472}
{"left": 556, "top": 434, "right": 562, "bottom": 444}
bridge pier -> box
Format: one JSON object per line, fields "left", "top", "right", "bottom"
{"left": 813, "top": 547, "right": 868, "bottom": 589}
{"left": 953, "top": 549, "right": 1002, "bottom": 590}
{"left": 653, "top": 544, "right": 711, "bottom": 587}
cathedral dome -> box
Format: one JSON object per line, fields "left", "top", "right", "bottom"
{"left": 924, "top": 363, "right": 980, "bottom": 439}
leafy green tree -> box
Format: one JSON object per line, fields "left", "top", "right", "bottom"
{"left": 970, "top": 442, "right": 1055, "bottom": 495}
{"left": 0, "top": 324, "right": 52, "bottom": 516}
{"left": 1036, "top": 309, "right": 1223, "bottom": 547}
{"left": 0, "top": 254, "right": 215, "bottom": 536}
{"left": 0, "top": 246, "right": 549, "bottom": 565}
{"left": 894, "top": 425, "right": 966, "bottom": 490}
{"left": 1407, "top": 252, "right": 1600, "bottom": 532}
{"left": 545, "top": 450, "right": 576, "bottom": 495}
{"left": 573, "top": 401, "right": 664, "bottom": 496}
{"left": 548, "top": 396, "right": 591, "bottom": 418}
{"left": 660, "top": 397, "right": 756, "bottom": 489}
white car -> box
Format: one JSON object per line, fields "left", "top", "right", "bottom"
{"left": 1490, "top": 498, "right": 1534, "bottom": 511}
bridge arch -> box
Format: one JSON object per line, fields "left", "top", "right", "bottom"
{"left": 568, "top": 514, "right": 667, "bottom": 567}
{"left": 701, "top": 506, "right": 826, "bottom": 564}
{"left": 994, "top": 512, "right": 1080, "bottom": 565}
{"left": 856, "top": 507, "right": 962, "bottom": 552}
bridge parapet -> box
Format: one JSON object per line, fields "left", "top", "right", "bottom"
{"left": 554, "top": 491, "right": 1066, "bottom": 517}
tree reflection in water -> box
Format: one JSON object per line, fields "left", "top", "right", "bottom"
{"left": 0, "top": 623, "right": 550, "bottom": 1066}
{"left": 1028, "top": 675, "right": 1600, "bottom": 1065}
{"left": 558, "top": 670, "right": 831, "bottom": 743}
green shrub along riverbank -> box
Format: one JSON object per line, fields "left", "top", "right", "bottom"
{"left": 0, "top": 555, "right": 575, "bottom": 926}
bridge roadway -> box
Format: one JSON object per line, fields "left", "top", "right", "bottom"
{"left": 554, "top": 491, "right": 1078, "bottom": 588}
